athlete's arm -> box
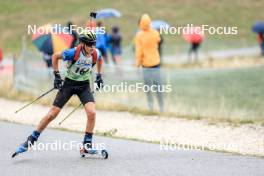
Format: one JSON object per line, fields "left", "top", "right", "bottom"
{"left": 94, "top": 49, "right": 104, "bottom": 90}
{"left": 95, "top": 48, "right": 103, "bottom": 74}
{"left": 52, "top": 52, "right": 63, "bottom": 72}
{"left": 96, "top": 59, "right": 103, "bottom": 74}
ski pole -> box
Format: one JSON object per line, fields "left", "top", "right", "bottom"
{"left": 58, "top": 103, "right": 82, "bottom": 125}
{"left": 15, "top": 87, "right": 55, "bottom": 113}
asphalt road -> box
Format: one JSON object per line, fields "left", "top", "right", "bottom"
{"left": 1, "top": 121, "right": 263, "bottom": 176}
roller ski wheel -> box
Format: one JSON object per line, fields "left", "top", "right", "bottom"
{"left": 80, "top": 147, "right": 108, "bottom": 159}
{"left": 101, "top": 149, "right": 108, "bottom": 159}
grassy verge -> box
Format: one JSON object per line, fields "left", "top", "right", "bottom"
{"left": 167, "top": 66, "right": 264, "bottom": 123}
{"left": 163, "top": 56, "right": 264, "bottom": 69}
{"left": 1, "top": 65, "right": 264, "bottom": 126}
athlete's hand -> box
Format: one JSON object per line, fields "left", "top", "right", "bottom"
{"left": 95, "top": 74, "right": 103, "bottom": 90}
{"left": 53, "top": 71, "right": 63, "bottom": 90}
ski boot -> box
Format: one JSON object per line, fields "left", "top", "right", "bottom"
{"left": 12, "top": 131, "right": 40, "bottom": 158}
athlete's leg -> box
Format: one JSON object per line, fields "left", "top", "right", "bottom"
{"left": 14, "top": 82, "right": 73, "bottom": 154}
{"left": 79, "top": 102, "right": 96, "bottom": 151}
{"left": 84, "top": 102, "right": 96, "bottom": 133}
{"left": 14, "top": 107, "right": 62, "bottom": 155}
{"left": 36, "top": 106, "right": 61, "bottom": 132}
{"left": 76, "top": 83, "right": 95, "bottom": 150}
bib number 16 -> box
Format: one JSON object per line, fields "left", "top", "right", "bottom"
{"left": 75, "top": 67, "right": 91, "bottom": 75}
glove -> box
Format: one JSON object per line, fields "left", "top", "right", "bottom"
{"left": 53, "top": 71, "right": 63, "bottom": 90}
{"left": 95, "top": 74, "right": 103, "bottom": 90}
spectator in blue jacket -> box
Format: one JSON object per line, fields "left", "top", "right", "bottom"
{"left": 96, "top": 21, "right": 108, "bottom": 63}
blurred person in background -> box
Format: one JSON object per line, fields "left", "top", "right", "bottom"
{"left": 257, "top": 33, "right": 264, "bottom": 56}
{"left": 110, "top": 26, "right": 122, "bottom": 64}
{"left": 105, "top": 31, "right": 113, "bottom": 63}
{"left": 86, "top": 20, "right": 97, "bottom": 31}
{"left": 43, "top": 52, "right": 52, "bottom": 68}
{"left": 96, "top": 21, "right": 108, "bottom": 63}
{"left": 183, "top": 27, "right": 204, "bottom": 62}
{"left": 188, "top": 41, "right": 201, "bottom": 62}
{"left": 0, "top": 48, "right": 3, "bottom": 69}
{"left": 67, "top": 21, "right": 78, "bottom": 48}
{"left": 135, "top": 14, "right": 164, "bottom": 112}
{"left": 158, "top": 31, "right": 164, "bottom": 65}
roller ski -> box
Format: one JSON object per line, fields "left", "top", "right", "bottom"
{"left": 80, "top": 133, "right": 108, "bottom": 159}
{"left": 12, "top": 131, "right": 40, "bottom": 158}
{"left": 80, "top": 146, "right": 108, "bottom": 159}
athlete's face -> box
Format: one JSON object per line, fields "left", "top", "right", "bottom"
{"left": 83, "top": 44, "right": 94, "bottom": 54}
{"left": 82, "top": 41, "right": 96, "bottom": 54}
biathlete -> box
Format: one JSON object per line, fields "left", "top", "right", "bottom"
{"left": 12, "top": 30, "right": 104, "bottom": 157}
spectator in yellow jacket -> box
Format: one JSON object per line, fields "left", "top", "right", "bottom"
{"left": 135, "top": 14, "right": 164, "bottom": 112}
{"left": 135, "top": 14, "right": 161, "bottom": 67}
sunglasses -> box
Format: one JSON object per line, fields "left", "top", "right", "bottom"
{"left": 85, "top": 41, "right": 96, "bottom": 47}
